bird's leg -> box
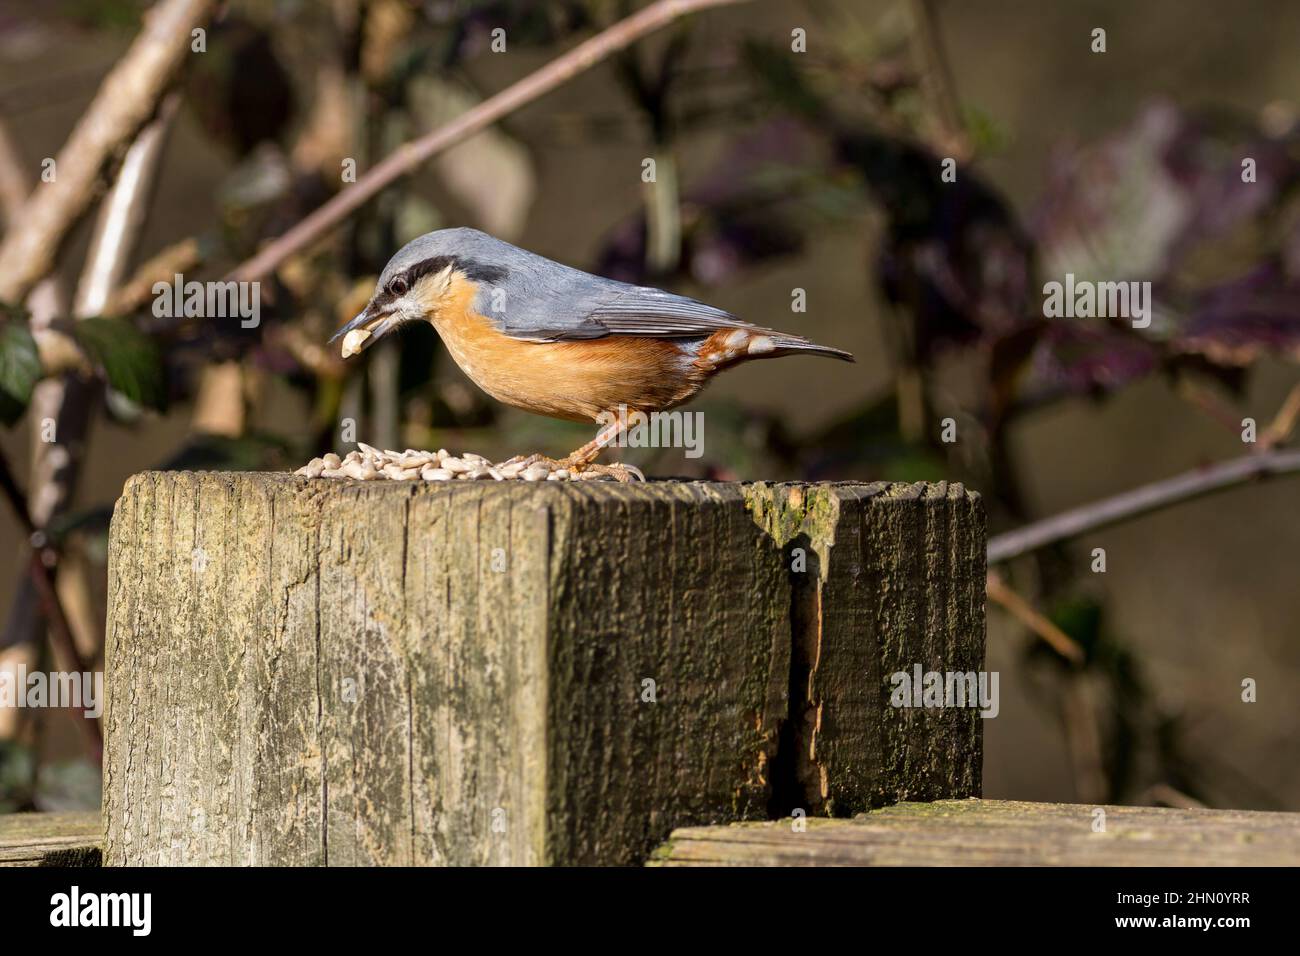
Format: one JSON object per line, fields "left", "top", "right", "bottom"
{"left": 566, "top": 415, "right": 625, "bottom": 467}
{"left": 560, "top": 413, "right": 646, "bottom": 482}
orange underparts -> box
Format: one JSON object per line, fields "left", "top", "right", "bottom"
{"left": 426, "top": 273, "right": 772, "bottom": 423}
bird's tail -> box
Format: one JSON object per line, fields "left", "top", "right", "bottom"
{"left": 690, "top": 325, "right": 854, "bottom": 373}
{"left": 764, "top": 332, "right": 855, "bottom": 363}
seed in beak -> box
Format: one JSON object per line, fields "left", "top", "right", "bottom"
{"left": 341, "top": 328, "right": 372, "bottom": 358}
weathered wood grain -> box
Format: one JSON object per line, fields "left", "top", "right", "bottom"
{"left": 650, "top": 798, "right": 1300, "bottom": 866}
{"left": 104, "top": 474, "right": 984, "bottom": 866}
{"left": 0, "top": 812, "right": 101, "bottom": 866}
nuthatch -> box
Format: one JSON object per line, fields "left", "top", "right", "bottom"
{"left": 332, "top": 228, "right": 853, "bottom": 478}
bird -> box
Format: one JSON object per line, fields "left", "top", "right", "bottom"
{"left": 331, "top": 228, "right": 853, "bottom": 480}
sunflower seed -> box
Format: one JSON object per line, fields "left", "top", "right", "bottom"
{"left": 341, "top": 328, "right": 371, "bottom": 358}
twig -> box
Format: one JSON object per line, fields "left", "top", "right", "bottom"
{"left": 0, "top": 114, "right": 76, "bottom": 674}
{"left": 1175, "top": 377, "right": 1244, "bottom": 438}
{"left": 0, "top": 118, "right": 30, "bottom": 228}
{"left": 987, "top": 447, "right": 1300, "bottom": 563}
{"left": 0, "top": 59, "right": 177, "bottom": 762}
{"left": 74, "top": 91, "right": 181, "bottom": 316}
{"left": 986, "top": 571, "right": 1084, "bottom": 664}
{"left": 104, "top": 236, "right": 203, "bottom": 316}
{"left": 0, "top": 0, "right": 216, "bottom": 303}
{"left": 0, "top": 450, "right": 101, "bottom": 756}
{"left": 8, "top": 88, "right": 181, "bottom": 649}
{"left": 228, "top": 0, "right": 749, "bottom": 284}
{"left": 38, "top": 88, "right": 180, "bottom": 502}
{"left": 908, "top": 0, "right": 968, "bottom": 159}
{"left": 1261, "top": 382, "right": 1300, "bottom": 450}
{"left": 0, "top": 114, "right": 71, "bottom": 330}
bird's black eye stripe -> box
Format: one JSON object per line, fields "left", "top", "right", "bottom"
{"left": 459, "top": 259, "right": 508, "bottom": 284}
{"left": 383, "top": 255, "right": 453, "bottom": 303}
{"left": 375, "top": 255, "right": 506, "bottom": 307}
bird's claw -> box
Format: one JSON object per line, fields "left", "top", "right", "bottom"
{"left": 578, "top": 461, "right": 645, "bottom": 483}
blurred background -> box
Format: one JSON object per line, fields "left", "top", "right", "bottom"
{"left": 1, "top": 0, "right": 1298, "bottom": 817}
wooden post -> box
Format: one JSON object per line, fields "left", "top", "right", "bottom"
{"left": 0, "top": 812, "right": 100, "bottom": 867}
{"left": 103, "top": 473, "right": 984, "bottom": 865}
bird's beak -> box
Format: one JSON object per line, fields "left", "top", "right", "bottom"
{"left": 329, "top": 303, "right": 392, "bottom": 359}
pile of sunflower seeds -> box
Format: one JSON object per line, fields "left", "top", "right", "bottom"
{"left": 294, "top": 444, "right": 630, "bottom": 481}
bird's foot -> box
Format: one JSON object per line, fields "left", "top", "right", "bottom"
{"left": 501, "top": 453, "right": 645, "bottom": 482}
{"left": 571, "top": 460, "right": 646, "bottom": 483}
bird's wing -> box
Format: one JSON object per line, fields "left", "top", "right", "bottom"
{"left": 494, "top": 273, "right": 754, "bottom": 342}
{"left": 585, "top": 286, "right": 757, "bottom": 337}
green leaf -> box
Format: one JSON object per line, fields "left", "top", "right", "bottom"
{"left": 73, "top": 317, "right": 166, "bottom": 411}
{"left": 0, "top": 321, "right": 41, "bottom": 426}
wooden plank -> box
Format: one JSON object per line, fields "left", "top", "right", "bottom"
{"left": 103, "top": 474, "right": 984, "bottom": 866}
{"left": 650, "top": 798, "right": 1300, "bottom": 866}
{"left": 0, "top": 812, "right": 101, "bottom": 867}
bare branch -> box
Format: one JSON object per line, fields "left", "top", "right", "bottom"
{"left": 987, "top": 447, "right": 1300, "bottom": 563}
{"left": 0, "top": 0, "right": 216, "bottom": 303}
{"left": 27, "top": 88, "right": 181, "bottom": 529}
{"left": 0, "top": 450, "right": 101, "bottom": 756}
{"left": 0, "top": 95, "right": 185, "bottom": 387}
{"left": 1174, "top": 377, "right": 1243, "bottom": 438}
{"left": 0, "top": 116, "right": 71, "bottom": 329}
{"left": 104, "top": 236, "right": 203, "bottom": 316}
{"left": 74, "top": 91, "right": 182, "bottom": 317}
{"left": 228, "top": 0, "right": 749, "bottom": 284}
{"left": 0, "top": 79, "right": 181, "bottom": 763}
{"left": 909, "top": 0, "right": 968, "bottom": 159}
{"left": 0, "top": 118, "right": 30, "bottom": 227}
{"left": 986, "top": 571, "right": 1085, "bottom": 665}
{"left": 1261, "top": 382, "right": 1300, "bottom": 450}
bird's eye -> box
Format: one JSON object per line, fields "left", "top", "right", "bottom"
{"left": 387, "top": 276, "right": 409, "bottom": 297}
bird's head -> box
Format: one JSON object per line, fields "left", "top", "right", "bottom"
{"left": 330, "top": 228, "right": 507, "bottom": 357}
